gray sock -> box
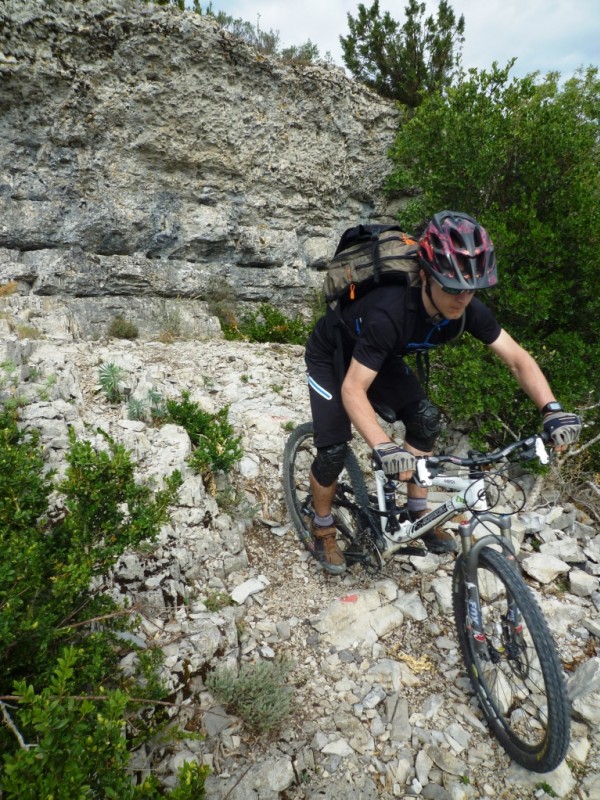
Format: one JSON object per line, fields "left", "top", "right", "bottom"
{"left": 407, "top": 498, "right": 428, "bottom": 513}
{"left": 314, "top": 513, "right": 334, "bottom": 527}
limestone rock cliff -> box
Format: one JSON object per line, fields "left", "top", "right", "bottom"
{"left": 0, "top": 0, "right": 400, "bottom": 338}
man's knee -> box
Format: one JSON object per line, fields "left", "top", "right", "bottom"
{"left": 403, "top": 399, "right": 442, "bottom": 452}
{"left": 311, "top": 442, "right": 348, "bottom": 487}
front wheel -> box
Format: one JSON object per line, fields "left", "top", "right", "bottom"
{"left": 452, "top": 547, "right": 570, "bottom": 773}
{"left": 282, "top": 422, "right": 380, "bottom": 570}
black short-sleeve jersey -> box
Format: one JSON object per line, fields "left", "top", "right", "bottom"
{"left": 307, "top": 284, "right": 501, "bottom": 374}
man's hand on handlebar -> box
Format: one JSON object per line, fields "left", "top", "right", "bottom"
{"left": 543, "top": 410, "right": 582, "bottom": 453}
{"left": 372, "top": 442, "right": 416, "bottom": 480}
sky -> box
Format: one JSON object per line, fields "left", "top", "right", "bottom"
{"left": 207, "top": 0, "right": 599, "bottom": 78}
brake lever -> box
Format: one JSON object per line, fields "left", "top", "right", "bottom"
{"left": 416, "top": 459, "right": 433, "bottom": 486}
{"left": 535, "top": 436, "right": 551, "bottom": 465}
{"left": 518, "top": 436, "right": 551, "bottom": 465}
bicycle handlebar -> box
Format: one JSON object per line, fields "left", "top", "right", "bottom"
{"left": 416, "top": 431, "right": 551, "bottom": 483}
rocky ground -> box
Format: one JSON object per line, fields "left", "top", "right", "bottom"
{"left": 2, "top": 300, "right": 600, "bottom": 800}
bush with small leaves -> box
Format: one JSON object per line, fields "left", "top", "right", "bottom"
{"left": 166, "top": 392, "right": 242, "bottom": 478}
{"left": 0, "top": 410, "right": 195, "bottom": 796}
{"left": 107, "top": 314, "right": 139, "bottom": 340}
{"left": 206, "top": 656, "right": 294, "bottom": 735}
{"left": 1, "top": 649, "right": 209, "bottom": 798}
{"left": 221, "top": 303, "right": 312, "bottom": 345}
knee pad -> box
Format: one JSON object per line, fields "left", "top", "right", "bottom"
{"left": 404, "top": 399, "right": 442, "bottom": 452}
{"left": 311, "top": 442, "right": 348, "bottom": 488}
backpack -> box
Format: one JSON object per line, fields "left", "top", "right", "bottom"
{"left": 323, "top": 223, "right": 464, "bottom": 387}
{"left": 323, "top": 224, "right": 420, "bottom": 312}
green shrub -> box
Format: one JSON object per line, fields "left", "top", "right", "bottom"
{"left": 107, "top": 314, "right": 139, "bottom": 340}
{"left": 128, "top": 397, "right": 146, "bottom": 420}
{"left": 98, "top": 362, "right": 125, "bottom": 403}
{"left": 2, "top": 649, "right": 209, "bottom": 798}
{"left": 206, "top": 657, "right": 293, "bottom": 735}
{"left": 0, "top": 416, "right": 181, "bottom": 688}
{"left": 224, "top": 303, "right": 312, "bottom": 345}
{"left": 204, "top": 590, "right": 234, "bottom": 612}
{"left": 0, "top": 409, "right": 195, "bottom": 796}
{"left": 2, "top": 649, "right": 135, "bottom": 799}
{"left": 387, "top": 64, "right": 600, "bottom": 457}
{"left": 166, "top": 392, "right": 242, "bottom": 477}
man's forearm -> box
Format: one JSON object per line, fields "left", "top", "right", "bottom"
{"left": 511, "top": 351, "right": 556, "bottom": 411}
{"left": 341, "top": 384, "right": 390, "bottom": 448}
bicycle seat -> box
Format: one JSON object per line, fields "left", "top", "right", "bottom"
{"left": 372, "top": 401, "right": 397, "bottom": 424}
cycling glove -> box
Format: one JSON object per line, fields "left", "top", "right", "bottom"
{"left": 372, "top": 443, "right": 416, "bottom": 476}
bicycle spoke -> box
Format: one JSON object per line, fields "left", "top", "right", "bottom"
{"left": 453, "top": 548, "right": 570, "bottom": 772}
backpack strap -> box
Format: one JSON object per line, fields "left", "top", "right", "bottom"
{"left": 411, "top": 309, "right": 466, "bottom": 392}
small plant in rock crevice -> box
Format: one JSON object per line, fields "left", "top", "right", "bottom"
{"left": 205, "top": 656, "right": 294, "bottom": 735}
{"left": 535, "top": 782, "right": 558, "bottom": 798}
{"left": 107, "top": 314, "right": 139, "bottom": 340}
{"left": 158, "top": 307, "right": 182, "bottom": 343}
{"left": 15, "top": 323, "right": 41, "bottom": 340}
{"left": 215, "top": 485, "right": 259, "bottom": 519}
{"left": 98, "top": 362, "right": 125, "bottom": 403}
{"left": 127, "top": 390, "right": 169, "bottom": 424}
{"left": 165, "top": 391, "right": 243, "bottom": 480}
{"left": 147, "top": 388, "right": 168, "bottom": 422}
{"left": 204, "top": 590, "right": 234, "bottom": 612}
{"left": 0, "top": 280, "right": 18, "bottom": 297}
{"left": 128, "top": 397, "right": 146, "bottom": 421}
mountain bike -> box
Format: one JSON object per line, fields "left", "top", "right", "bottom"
{"left": 282, "top": 408, "right": 570, "bottom": 773}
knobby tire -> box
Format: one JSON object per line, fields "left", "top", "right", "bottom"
{"left": 452, "top": 547, "right": 570, "bottom": 773}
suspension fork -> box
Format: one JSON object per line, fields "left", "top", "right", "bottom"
{"left": 457, "top": 514, "right": 521, "bottom": 652}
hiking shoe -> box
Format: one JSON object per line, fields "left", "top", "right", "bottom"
{"left": 311, "top": 522, "right": 346, "bottom": 575}
{"left": 414, "top": 510, "right": 458, "bottom": 555}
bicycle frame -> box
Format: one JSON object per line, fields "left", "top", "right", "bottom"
{"left": 369, "top": 433, "right": 549, "bottom": 561}
{"left": 373, "top": 467, "right": 489, "bottom": 555}
{"left": 375, "top": 460, "right": 514, "bottom": 571}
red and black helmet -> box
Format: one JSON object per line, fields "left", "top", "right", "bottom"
{"left": 418, "top": 211, "right": 498, "bottom": 292}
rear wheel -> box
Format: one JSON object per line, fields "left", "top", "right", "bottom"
{"left": 452, "top": 547, "right": 570, "bottom": 772}
{"left": 282, "top": 422, "right": 381, "bottom": 571}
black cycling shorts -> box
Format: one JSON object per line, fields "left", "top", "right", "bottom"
{"left": 306, "top": 352, "right": 427, "bottom": 449}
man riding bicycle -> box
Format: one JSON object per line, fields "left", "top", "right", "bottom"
{"left": 304, "top": 210, "right": 581, "bottom": 574}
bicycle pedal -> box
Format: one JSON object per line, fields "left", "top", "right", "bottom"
{"left": 344, "top": 549, "right": 369, "bottom": 565}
